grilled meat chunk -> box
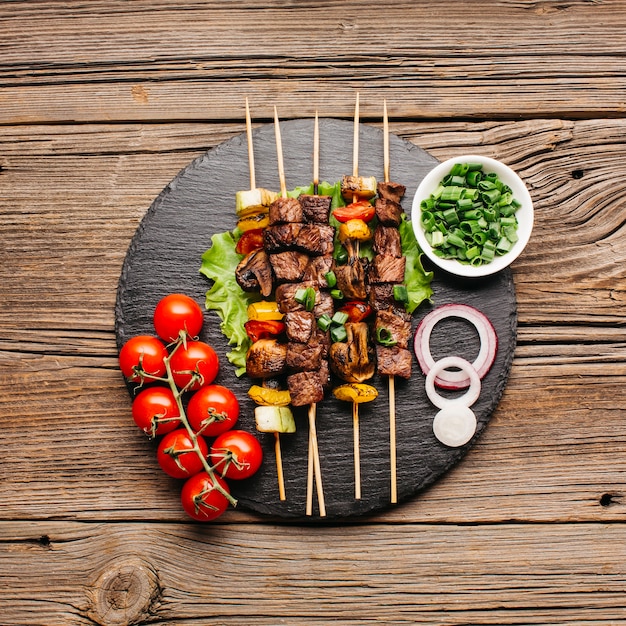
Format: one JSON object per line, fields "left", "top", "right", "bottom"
{"left": 313, "top": 290, "right": 335, "bottom": 319}
{"left": 375, "top": 345, "right": 412, "bottom": 379}
{"left": 275, "top": 281, "right": 317, "bottom": 313}
{"left": 299, "top": 194, "right": 332, "bottom": 223}
{"left": 246, "top": 339, "right": 287, "bottom": 379}
{"left": 286, "top": 341, "right": 324, "bottom": 372}
{"left": 269, "top": 251, "right": 310, "bottom": 283}
{"left": 285, "top": 310, "right": 315, "bottom": 343}
{"left": 373, "top": 224, "right": 402, "bottom": 258}
{"left": 287, "top": 371, "right": 325, "bottom": 406}
{"left": 368, "top": 254, "right": 406, "bottom": 284}
{"left": 235, "top": 249, "right": 273, "bottom": 297}
{"left": 368, "top": 283, "right": 407, "bottom": 314}
{"left": 263, "top": 223, "right": 302, "bottom": 253}
{"left": 377, "top": 181, "right": 406, "bottom": 204}
{"left": 302, "top": 254, "right": 334, "bottom": 287}
{"left": 374, "top": 197, "right": 404, "bottom": 227}
{"left": 269, "top": 196, "right": 303, "bottom": 224}
{"left": 329, "top": 322, "right": 375, "bottom": 383}
{"left": 296, "top": 224, "right": 335, "bottom": 256}
{"left": 374, "top": 309, "right": 412, "bottom": 349}
{"left": 334, "top": 258, "right": 368, "bottom": 300}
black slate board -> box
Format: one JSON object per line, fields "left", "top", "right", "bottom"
{"left": 115, "top": 118, "right": 517, "bottom": 520}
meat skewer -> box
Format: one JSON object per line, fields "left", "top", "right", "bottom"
{"left": 274, "top": 107, "right": 327, "bottom": 517}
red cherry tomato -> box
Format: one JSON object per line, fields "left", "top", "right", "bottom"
{"left": 181, "top": 471, "right": 230, "bottom": 522}
{"left": 119, "top": 335, "right": 168, "bottom": 382}
{"left": 338, "top": 300, "right": 372, "bottom": 324}
{"left": 235, "top": 228, "right": 265, "bottom": 255}
{"left": 157, "top": 428, "right": 208, "bottom": 479}
{"left": 333, "top": 200, "right": 376, "bottom": 224}
{"left": 153, "top": 293, "right": 204, "bottom": 342}
{"left": 210, "top": 430, "right": 263, "bottom": 480}
{"left": 169, "top": 340, "right": 219, "bottom": 391}
{"left": 131, "top": 386, "right": 181, "bottom": 438}
{"left": 187, "top": 384, "right": 240, "bottom": 437}
{"left": 244, "top": 319, "right": 285, "bottom": 343}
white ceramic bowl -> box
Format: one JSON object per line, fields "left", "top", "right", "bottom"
{"left": 411, "top": 155, "right": 533, "bottom": 278}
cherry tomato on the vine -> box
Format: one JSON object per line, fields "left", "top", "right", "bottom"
{"left": 333, "top": 200, "right": 376, "bottom": 224}
{"left": 187, "top": 384, "right": 240, "bottom": 437}
{"left": 169, "top": 340, "right": 219, "bottom": 391}
{"left": 157, "top": 428, "right": 208, "bottom": 479}
{"left": 153, "top": 293, "right": 204, "bottom": 343}
{"left": 210, "top": 430, "right": 263, "bottom": 480}
{"left": 132, "top": 386, "right": 181, "bottom": 438}
{"left": 119, "top": 335, "right": 168, "bottom": 383}
{"left": 181, "top": 471, "right": 230, "bottom": 522}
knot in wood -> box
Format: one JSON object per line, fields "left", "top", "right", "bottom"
{"left": 87, "top": 557, "right": 161, "bottom": 625}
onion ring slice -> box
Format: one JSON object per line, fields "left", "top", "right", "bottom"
{"left": 425, "top": 356, "right": 481, "bottom": 410}
{"left": 414, "top": 303, "right": 498, "bottom": 390}
{"left": 432, "top": 405, "right": 477, "bottom": 448}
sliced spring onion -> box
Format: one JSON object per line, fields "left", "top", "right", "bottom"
{"left": 330, "top": 324, "right": 347, "bottom": 343}
{"left": 420, "top": 162, "right": 521, "bottom": 266}
{"left": 324, "top": 270, "right": 337, "bottom": 288}
{"left": 393, "top": 284, "right": 409, "bottom": 303}
{"left": 317, "top": 313, "right": 332, "bottom": 332}
{"left": 331, "top": 311, "right": 349, "bottom": 326}
{"left": 376, "top": 327, "right": 397, "bottom": 347}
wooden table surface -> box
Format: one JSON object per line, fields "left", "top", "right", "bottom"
{"left": 2, "top": 1, "right": 626, "bottom": 624}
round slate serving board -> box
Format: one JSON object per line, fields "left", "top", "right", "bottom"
{"left": 115, "top": 118, "right": 517, "bottom": 520}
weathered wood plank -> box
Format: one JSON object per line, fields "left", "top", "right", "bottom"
{"left": 1, "top": 1, "right": 626, "bottom": 122}
{"left": 2, "top": 520, "right": 626, "bottom": 625}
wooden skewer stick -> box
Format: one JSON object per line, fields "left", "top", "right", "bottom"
{"left": 274, "top": 106, "right": 288, "bottom": 198}
{"left": 383, "top": 98, "right": 398, "bottom": 505}
{"left": 313, "top": 110, "right": 320, "bottom": 196}
{"left": 245, "top": 97, "right": 256, "bottom": 191}
{"left": 353, "top": 401, "right": 361, "bottom": 500}
{"left": 352, "top": 92, "right": 361, "bottom": 256}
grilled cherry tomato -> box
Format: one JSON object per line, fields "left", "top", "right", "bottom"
{"left": 119, "top": 335, "right": 168, "bottom": 382}
{"left": 338, "top": 300, "right": 372, "bottom": 324}
{"left": 235, "top": 228, "right": 265, "bottom": 255}
{"left": 132, "top": 386, "right": 181, "bottom": 438}
{"left": 169, "top": 340, "right": 219, "bottom": 391}
{"left": 157, "top": 428, "right": 208, "bottom": 479}
{"left": 244, "top": 319, "right": 285, "bottom": 343}
{"left": 153, "top": 293, "right": 204, "bottom": 342}
{"left": 187, "top": 384, "right": 240, "bottom": 437}
{"left": 209, "top": 430, "right": 263, "bottom": 480}
{"left": 181, "top": 471, "right": 230, "bottom": 522}
{"left": 333, "top": 200, "right": 376, "bottom": 223}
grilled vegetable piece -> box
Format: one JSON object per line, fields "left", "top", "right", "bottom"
{"left": 247, "top": 300, "right": 283, "bottom": 321}
{"left": 333, "top": 383, "right": 378, "bottom": 404}
{"left": 341, "top": 175, "right": 377, "bottom": 201}
{"left": 236, "top": 187, "right": 279, "bottom": 217}
{"left": 246, "top": 339, "right": 287, "bottom": 379}
{"left": 329, "top": 322, "right": 375, "bottom": 383}
{"left": 254, "top": 405, "right": 296, "bottom": 433}
{"left": 338, "top": 219, "right": 372, "bottom": 244}
{"left": 235, "top": 249, "right": 274, "bottom": 297}
{"left": 334, "top": 259, "right": 368, "bottom": 301}
{"left": 248, "top": 385, "right": 291, "bottom": 407}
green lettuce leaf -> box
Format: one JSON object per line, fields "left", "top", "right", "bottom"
{"left": 199, "top": 231, "right": 257, "bottom": 376}
{"left": 400, "top": 214, "right": 434, "bottom": 313}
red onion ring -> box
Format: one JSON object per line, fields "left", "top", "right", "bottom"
{"left": 414, "top": 303, "right": 498, "bottom": 390}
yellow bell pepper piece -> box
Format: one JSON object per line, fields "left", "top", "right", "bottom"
{"left": 247, "top": 300, "right": 284, "bottom": 321}
{"left": 248, "top": 385, "right": 291, "bottom": 407}
{"left": 338, "top": 219, "right": 372, "bottom": 243}
{"left": 333, "top": 383, "right": 378, "bottom": 404}
{"left": 237, "top": 212, "right": 269, "bottom": 232}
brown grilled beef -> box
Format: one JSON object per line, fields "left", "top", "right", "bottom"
{"left": 235, "top": 249, "right": 274, "bottom": 297}
{"left": 302, "top": 254, "right": 334, "bottom": 287}
{"left": 287, "top": 370, "right": 324, "bottom": 406}
{"left": 299, "top": 194, "right": 332, "bottom": 223}
{"left": 246, "top": 339, "right": 287, "bottom": 379}
{"left": 374, "top": 197, "right": 404, "bottom": 227}
{"left": 269, "top": 196, "right": 303, "bottom": 224}
{"left": 334, "top": 258, "right": 368, "bottom": 300}
{"left": 375, "top": 345, "right": 412, "bottom": 379}
{"left": 263, "top": 223, "right": 302, "bottom": 253}
{"left": 269, "top": 250, "right": 310, "bottom": 283}
{"left": 374, "top": 309, "right": 412, "bottom": 349}
{"left": 296, "top": 224, "right": 335, "bottom": 256}
{"left": 313, "top": 290, "right": 334, "bottom": 319}
{"left": 368, "top": 254, "right": 406, "bottom": 284}
{"left": 377, "top": 181, "right": 406, "bottom": 204}
{"left": 373, "top": 225, "right": 402, "bottom": 258}
{"left": 285, "top": 310, "right": 315, "bottom": 343}
{"left": 286, "top": 341, "right": 324, "bottom": 372}
{"left": 275, "top": 281, "right": 317, "bottom": 313}
{"left": 329, "top": 322, "right": 375, "bottom": 383}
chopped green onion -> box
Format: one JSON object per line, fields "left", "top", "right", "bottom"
{"left": 330, "top": 325, "right": 347, "bottom": 343}
{"left": 335, "top": 247, "right": 348, "bottom": 265}
{"left": 295, "top": 286, "right": 316, "bottom": 311}
{"left": 317, "top": 314, "right": 332, "bottom": 332}
{"left": 376, "top": 327, "right": 397, "bottom": 347}
{"left": 331, "top": 311, "right": 349, "bottom": 326}
{"left": 324, "top": 270, "right": 337, "bottom": 288}
{"left": 330, "top": 289, "right": 344, "bottom": 300}
{"left": 393, "top": 284, "right": 409, "bottom": 303}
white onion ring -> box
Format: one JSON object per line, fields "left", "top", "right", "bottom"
{"left": 414, "top": 303, "right": 498, "bottom": 390}
{"left": 425, "top": 356, "right": 481, "bottom": 410}
{"left": 432, "top": 405, "right": 477, "bottom": 448}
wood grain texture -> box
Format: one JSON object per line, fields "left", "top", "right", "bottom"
{"left": 2, "top": 0, "right": 626, "bottom": 621}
